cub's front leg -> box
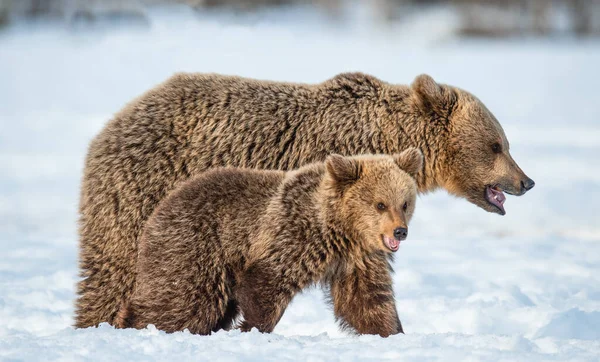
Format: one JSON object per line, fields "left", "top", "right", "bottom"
{"left": 329, "top": 252, "right": 403, "bottom": 337}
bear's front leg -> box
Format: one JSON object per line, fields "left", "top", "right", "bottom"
{"left": 329, "top": 252, "right": 403, "bottom": 337}
{"left": 236, "top": 263, "right": 296, "bottom": 333}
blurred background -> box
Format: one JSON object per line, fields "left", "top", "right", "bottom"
{"left": 1, "top": 0, "right": 599, "bottom": 360}
{"left": 2, "top": 0, "right": 600, "bottom": 37}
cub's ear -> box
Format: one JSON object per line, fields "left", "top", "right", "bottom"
{"left": 411, "top": 74, "right": 456, "bottom": 118}
{"left": 393, "top": 148, "right": 424, "bottom": 178}
{"left": 325, "top": 154, "right": 361, "bottom": 186}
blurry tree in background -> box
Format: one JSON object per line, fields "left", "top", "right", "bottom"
{"left": 0, "top": 0, "right": 599, "bottom": 37}
{"left": 454, "top": 0, "right": 600, "bottom": 36}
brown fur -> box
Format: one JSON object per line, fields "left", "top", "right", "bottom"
{"left": 116, "top": 151, "right": 423, "bottom": 336}
{"left": 76, "top": 72, "right": 533, "bottom": 328}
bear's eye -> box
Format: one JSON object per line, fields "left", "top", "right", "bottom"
{"left": 376, "top": 202, "right": 387, "bottom": 211}
{"left": 402, "top": 202, "right": 408, "bottom": 211}
{"left": 491, "top": 143, "right": 502, "bottom": 154}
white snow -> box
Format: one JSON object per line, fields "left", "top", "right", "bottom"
{"left": 1, "top": 5, "right": 600, "bottom": 361}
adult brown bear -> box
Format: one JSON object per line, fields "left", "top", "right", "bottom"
{"left": 75, "top": 72, "right": 534, "bottom": 328}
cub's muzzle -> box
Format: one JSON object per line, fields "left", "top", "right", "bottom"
{"left": 393, "top": 227, "right": 408, "bottom": 241}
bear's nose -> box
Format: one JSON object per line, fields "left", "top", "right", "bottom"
{"left": 521, "top": 178, "right": 535, "bottom": 193}
{"left": 393, "top": 227, "right": 408, "bottom": 240}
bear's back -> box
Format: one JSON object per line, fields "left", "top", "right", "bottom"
{"left": 140, "top": 168, "right": 286, "bottom": 273}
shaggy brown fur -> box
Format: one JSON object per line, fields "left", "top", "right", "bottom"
{"left": 116, "top": 150, "right": 423, "bottom": 336}
{"left": 76, "top": 72, "right": 534, "bottom": 328}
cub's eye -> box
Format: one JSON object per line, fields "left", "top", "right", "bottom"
{"left": 491, "top": 143, "right": 502, "bottom": 154}
{"left": 402, "top": 202, "right": 408, "bottom": 211}
{"left": 376, "top": 202, "right": 387, "bottom": 211}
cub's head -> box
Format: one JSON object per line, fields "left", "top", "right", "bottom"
{"left": 411, "top": 74, "right": 535, "bottom": 215}
{"left": 324, "top": 148, "right": 423, "bottom": 253}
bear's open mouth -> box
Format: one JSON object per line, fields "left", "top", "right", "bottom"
{"left": 382, "top": 235, "right": 400, "bottom": 252}
{"left": 485, "top": 185, "right": 506, "bottom": 215}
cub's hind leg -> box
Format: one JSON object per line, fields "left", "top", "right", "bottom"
{"left": 130, "top": 241, "right": 233, "bottom": 335}
{"left": 126, "top": 270, "right": 232, "bottom": 335}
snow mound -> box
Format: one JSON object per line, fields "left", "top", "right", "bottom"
{"left": 537, "top": 309, "right": 600, "bottom": 341}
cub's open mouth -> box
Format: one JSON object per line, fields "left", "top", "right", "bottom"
{"left": 382, "top": 235, "right": 400, "bottom": 252}
{"left": 485, "top": 185, "right": 506, "bottom": 215}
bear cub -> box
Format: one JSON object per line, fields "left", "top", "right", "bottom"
{"left": 116, "top": 149, "right": 423, "bottom": 337}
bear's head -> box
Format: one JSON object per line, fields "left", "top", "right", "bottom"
{"left": 324, "top": 148, "right": 423, "bottom": 253}
{"left": 411, "top": 74, "right": 535, "bottom": 215}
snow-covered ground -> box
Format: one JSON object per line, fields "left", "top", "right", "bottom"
{"left": 1, "top": 6, "right": 600, "bottom": 361}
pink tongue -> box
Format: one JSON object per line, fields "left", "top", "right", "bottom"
{"left": 490, "top": 187, "right": 506, "bottom": 205}
{"left": 385, "top": 236, "right": 400, "bottom": 250}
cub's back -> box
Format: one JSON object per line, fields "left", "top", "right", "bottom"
{"left": 140, "top": 168, "right": 286, "bottom": 274}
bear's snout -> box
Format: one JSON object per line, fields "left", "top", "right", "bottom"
{"left": 393, "top": 227, "right": 408, "bottom": 241}
{"left": 521, "top": 177, "right": 535, "bottom": 194}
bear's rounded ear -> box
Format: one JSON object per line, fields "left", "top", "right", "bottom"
{"left": 393, "top": 148, "right": 424, "bottom": 178}
{"left": 325, "top": 154, "right": 361, "bottom": 185}
{"left": 411, "top": 74, "right": 457, "bottom": 119}
{"left": 411, "top": 74, "right": 442, "bottom": 103}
